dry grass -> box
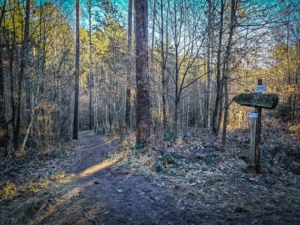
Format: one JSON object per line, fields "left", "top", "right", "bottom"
{"left": 0, "top": 140, "right": 82, "bottom": 225}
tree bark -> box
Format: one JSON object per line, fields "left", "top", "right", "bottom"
{"left": 221, "top": 0, "right": 236, "bottom": 147}
{"left": 73, "top": 0, "right": 80, "bottom": 139}
{"left": 88, "top": 0, "right": 94, "bottom": 130}
{"left": 160, "top": 0, "right": 168, "bottom": 131}
{"left": 135, "top": 0, "right": 150, "bottom": 141}
{"left": 151, "top": 0, "right": 156, "bottom": 129}
{"left": 24, "top": 0, "right": 31, "bottom": 126}
{"left": 0, "top": 0, "right": 7, "bottom": 151}
{"left": 206, "top": 0, "right": 212, "bottom": 129}
{"left": 125, "top": 0, "right": 133, "bottom": 129}
{"left": 211, "top": 0, "right": 224, "bottom": 136}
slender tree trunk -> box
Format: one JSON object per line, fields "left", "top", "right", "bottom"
{"left": 0, "top": 36, "right": 7, "bottom": 148}
{"left": 0, "top": 1, "right": 7, "bottom": 151}
{"left": 211, "top": 0, "right": 224, "bottom": 136}
{"left": 221, "top": 0, "right": 236, "bottom": 147}
{"left": 160, "top": 0, "right": 168, "bottom": 131}
{"left": 9, "top": 46, "right": 17, "bottom": 150}
{"left": 173, "top": 1, "right": 179, "bottom": 133}
{"left": 24, "top": 0, "right": 31, "bottom": 126}
{"left": 206, "top": 0, "right": 212, "bottom": 129}
{"left": 174, "top": 99, "right": 179, "bottom": 133}
{"left": 151, "top": 0, "right": 156, "bottom": 128}
{"left": 88, "top": 0, "right": 94, "bottom": 130}
{"left": 13, "top": 0, "right": 30, "bottom": 151}
{"left": 125, "top": 0, "right": 133, "bottom": 129}
{"left": 73, "top": 0, "right": 80, "bottom": 139}
{"left": 135, "top": 0, "right": 150, "bottom": 142}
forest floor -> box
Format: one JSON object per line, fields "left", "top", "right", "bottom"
{"left": 1, "top": 121, "right": 300, "bottom": 224}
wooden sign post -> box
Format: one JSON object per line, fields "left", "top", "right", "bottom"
{"left": 233, "top": 80, "right": 278, "bottom": 172}
{"left": 255, "top": 79, "right": 263, "bottom": 170}
{"left": 248, "top": 106, "right": 259, "bottom": 170}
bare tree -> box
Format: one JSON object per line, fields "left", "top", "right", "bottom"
{"left": 73, "top": 0, "right": 80, "bottom": 139}
{"left": 160, "top": 0, "right": 169, "bottom": 131}
{"left": 125, "top": 0, "right": 133, "bottom": 129}
{"left": 211, "top": 0, "right": 224, "bottom": 136}
{"left": 135, "top": 0, "right": 150, "bottom": 142}
{"left": 0, "top": 0, "right": 7, "bottom": 152}
{"left": 166, "top": 0, "right": 206, "bottom": 133}
{"left": 221, "top": 0, "right": 237, "bottom": 147}
{"left": 206, "top": 0, "right": 213, "bottom": 129}
{"left": 88, "top": 0, "right": 94, "bottom": 130}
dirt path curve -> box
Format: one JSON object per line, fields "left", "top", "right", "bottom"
{"left": 51, "top": 131, "right": 216, "bottom": 225}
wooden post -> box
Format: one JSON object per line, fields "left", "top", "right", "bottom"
{"left": 256, "top": 79, "right": 262, "bottom": 171}
{"left": 233, "top": 82, "right": 278, "bottom": 172}
{"left": 257, "top": 79, "right": 262, "bottom": 144}
{"left": 249, "top": 106, "right": 258, "bottom": 169}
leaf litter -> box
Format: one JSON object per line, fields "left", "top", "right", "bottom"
{"left": 0, "top": 124, "right": 299, "bottom": 224}
{"left": 115, "top": 125, "right": 300, "bottom": 223}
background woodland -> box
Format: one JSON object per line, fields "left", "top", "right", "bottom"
{"left": 0, "top": 0, "right": 299, "bottom": 156}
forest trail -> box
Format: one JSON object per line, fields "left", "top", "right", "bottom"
{"left": 2, "top": 130, "right": 300, "bottom": 225}
{"left": 39, "top": 131, "right": 215, "bottom": 225}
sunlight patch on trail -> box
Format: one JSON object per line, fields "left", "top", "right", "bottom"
{"left": 78, "top": 152, "right": 125, "bottom": 178}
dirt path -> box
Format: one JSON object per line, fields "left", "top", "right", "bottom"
{"left": 1, "top": 130, "right": 300, "bottom": 224}
{"left": 39, "top": 131, "right": 216, "bottom": 225}
{"left": 47, "top": 131, "right": 300, "bottom": 225}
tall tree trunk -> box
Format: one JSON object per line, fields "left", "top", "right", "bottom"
{"left": 206, "top": 0, "right": 212, "bottom": 129}
{"left": 135, "top": 0, "right": 150, "bottom": 142}
{"left": 221, "top": 0, "right": 236, "bottom": 147}
{"left": 9, "top": 44, "right": 17, "bottom": 150}
{"left": 0, "top": 36, "right": 7, "bottom": 148}
{"left": 125, "top": 0, "right": 133, "bottom": 129}
{"left": 24, "top": 0, "right": 31, "bottom": 125}
{"left": 0, "top": 0, "right": 7, "bottom": 151}
{"left": 174, "top": 99, "right": 179, "bottom": 133}
{"left": 211, "top": 0, "right": 224, "bottom": 136}
{"left": 160, "top": 0, "right": 168, "bottom": 131}
{"left": 151, "top": 0, "right": 156, "bottom": 128}
{"left": 14, "top": 0, "right": 30, "bottom": 150}
{"left": 88, "top": 0, "right": 94, "bottom": 130}
{"left": 73, "top": 0, "right": 80, "bottom": 139}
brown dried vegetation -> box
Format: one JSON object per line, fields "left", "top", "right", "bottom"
{"left": 0, "top": 120, "right": 300, "bottom": 224}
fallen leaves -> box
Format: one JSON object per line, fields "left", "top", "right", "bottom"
{"left": 114, "top": 127, "right": 300, "bottom": 222}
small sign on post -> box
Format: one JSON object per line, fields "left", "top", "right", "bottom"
{"left": 247, "top": 112, "right": 258, "bottom": 118}
{"left": 255, "top": 85, "right": 267, "bottom": 93}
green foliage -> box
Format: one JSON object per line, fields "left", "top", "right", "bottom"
{"left": 163, "top": 131, "right": 178, "bottom": 141}
{"left": 155, "top": 161, "right": 164, "bottom": 173}
{"left": 241, "top": 167, "right": 249, "bottom": 173}
{"left": 135, "top": 139, "right": 147, "bottom": 149}
{"left": 168, "top": 169, "right": 176, "bottom": 176}
{"left": 205, "top": 154, "right": 217, "bottom": 165}
{"left": 162, "top": 152, "right": 175, "bottom": 164}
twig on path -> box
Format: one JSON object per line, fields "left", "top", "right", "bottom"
{"left": 137, "top": 192, "right": 154, "bottom": 202}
